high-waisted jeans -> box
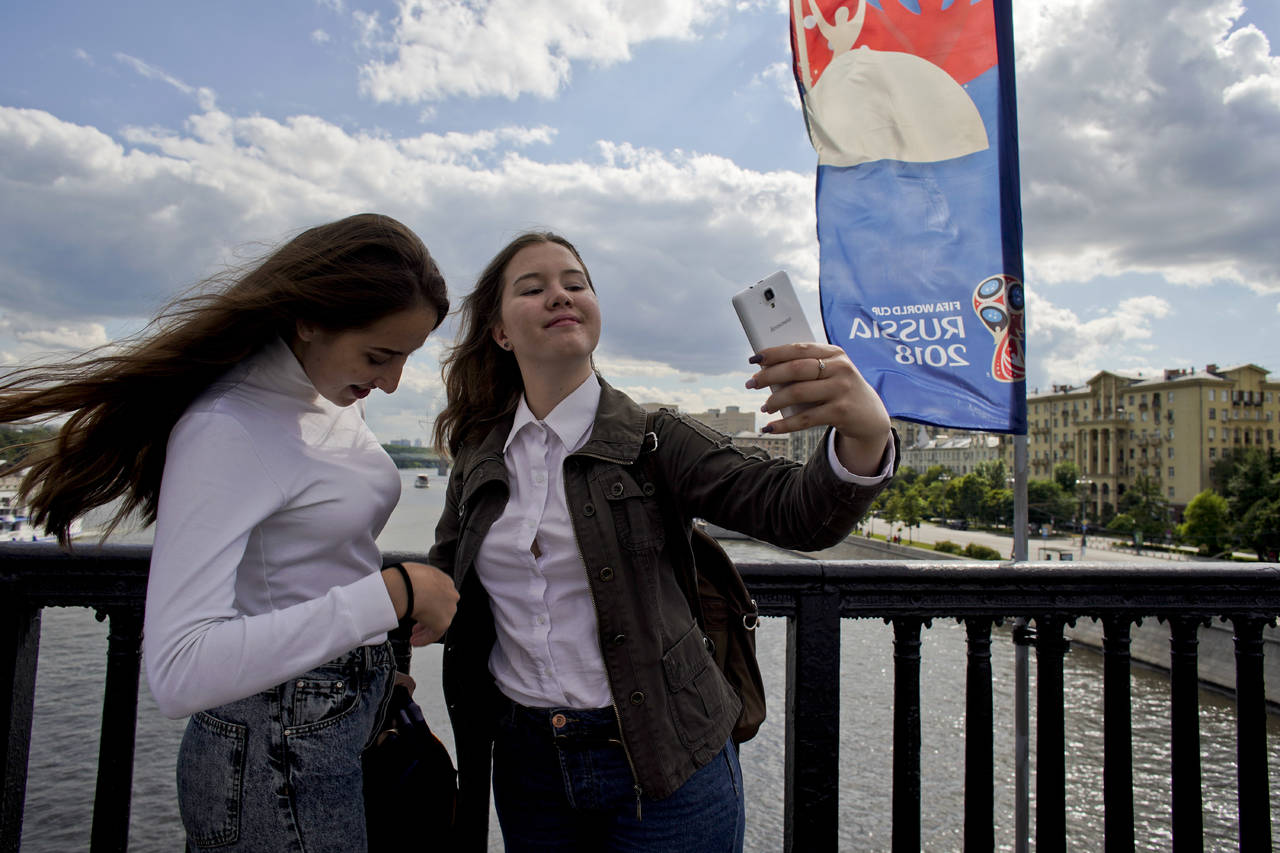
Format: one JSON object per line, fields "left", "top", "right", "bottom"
{"left": 492, "top": 700, "right": 746, "bottom": 853}
{"left": 177, "top": 642, "right": 395, "bottom": 853}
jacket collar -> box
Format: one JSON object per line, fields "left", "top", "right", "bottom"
{"left": 458, "top": 375, "right": 649, "bottom": 487}
{"left": 573, "top": 378, "right": 649, "bottom": 463}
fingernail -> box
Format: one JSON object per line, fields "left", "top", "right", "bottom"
{"left": 761, "top": 425, "right": 774, "bottom": 434}
{"left": 748, "top": 354, "right": 762, "bottom": 364}
{"left": 745, "top": 378, "right": 757, "bottom": 389}
{"left": 759, "top": 404, "right": 768, "bottom": 413}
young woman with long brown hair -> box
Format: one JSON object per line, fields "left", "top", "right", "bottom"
{"left": 0, "top": 213, "right": 458, "bottom": 851}
{"left": 427, "top": 231, "right": 897, "bottom": 852}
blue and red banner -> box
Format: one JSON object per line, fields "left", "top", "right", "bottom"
{"left": 791, "top": 0, "right": 1026, "bottom": 433}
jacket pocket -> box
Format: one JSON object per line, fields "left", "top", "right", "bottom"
{"left": 178, "top": 711, "right": 247, "bottom": 848}
{"left": 596, "top": 469, "right": 665, "bottom": 552}
{"left": 662, "top": 624, "right": 728, "bottom": 752}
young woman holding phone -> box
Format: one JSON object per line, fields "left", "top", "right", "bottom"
{"left": 428, "top": 231, "right": 897, "bottom": 851}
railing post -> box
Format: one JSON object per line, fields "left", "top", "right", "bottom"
{"left": 892, "top": 618, "right": 923, "bottom": 853}
{"left": 89, "top": 606, "right": 143, "bottom": 853}
{"left": 1168, "top": 616, "right": 1204, "bottom": 853}
{"left": 1, "top": 600, "right": 40, "bottom": 853}
{"left": 1230, "top": 615, "right": 1271, "bottom": 851}
{"left": 785, "top": 589, "right": 841, "bottom": 853}
{"left": 964, "top": 618, "right": 994, "bottom": 853}
{"left": 1012, "top": 619, "right": 1034, "bottom": 853}
{"left": 1035, "top": 615, "right": 1069, "bottom": 853}
{"left": 1102, "top": 615, "right": 1135, "bottom": 853}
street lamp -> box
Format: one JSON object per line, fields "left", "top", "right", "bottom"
{"left": 1076, "top": 477, "right": 1093, "bottom": 546}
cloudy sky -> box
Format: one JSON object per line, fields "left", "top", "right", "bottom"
{"left": 2, "top": 0, "right": 1278, "bottom": 442}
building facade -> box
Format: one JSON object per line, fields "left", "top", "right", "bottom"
{"left": 1026, "top": 364, "right": 1279, "bottom": 518}
{"left": 900, "top": 424, "right": 1006, "bottom": 476}
{"left": 685, "top": 405, "right": 756, "bottom": 436}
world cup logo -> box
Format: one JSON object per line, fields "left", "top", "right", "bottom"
{"left": 972, "top": 274, "right": 1025, "bottom": 383}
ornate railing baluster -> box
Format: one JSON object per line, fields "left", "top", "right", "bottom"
{"left": 785, "top": 588, "right": 841, "bottom": 853}
{"left": 1102, "top": 615, "right": 1135, "bottom": 853}
{"left": 964, "top": 618, "right": 995, "bottom": 853}
{"left": 891, "top": 617, "right": 923, "bottom": 853}
{"left": 1230, "top": 615, "right": 1271, "bottom": 851}
{"left": 1, "top": 603, "right": 40, "bottom": 853}
{"left": 1034, "top": 615, "right": 1069, "bottom": 853}
{"left": 90, "top": 606, "right": 144, "bottom": 853}
{"left": 1169, "top": 615, "right": 1205, "bottom": 853}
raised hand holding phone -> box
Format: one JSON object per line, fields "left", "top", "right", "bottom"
{"left": 734, "top": 271, "right": 892, "bottom": 477}
{"left": 732, "top": 271, "right": 818, "bottom": 418}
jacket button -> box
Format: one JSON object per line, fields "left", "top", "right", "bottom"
{"left": 610, "top": 482, "right": 624, "bottom": 497}
{"left": 642, "top": 483, "right": 656, "bottom": 496}
{"left": 629, "top": 691, "right": 645, "bottom": 705}
{"left": 612, "top": 634, "right": 626, "bottom": 646}
{"left": 583, "top": 502, "right": 595, "bottom": 517}
{"left": 598, "top": 566, "right": 614, "bottom": 582}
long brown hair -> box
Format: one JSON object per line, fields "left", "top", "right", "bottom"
{"left": 0, "top": 213, "right": 448, "bottom": 544}
{"left": 433, "top": 231, "right": 593, "bottom": 456}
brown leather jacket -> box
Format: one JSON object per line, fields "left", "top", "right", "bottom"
{"left": 431, "top": 380, "right": 895, "bottom": 849}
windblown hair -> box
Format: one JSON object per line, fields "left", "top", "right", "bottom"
{"left": 0, "top": 213, "right": 448, "bottom": 545}
{"left": 433, "top": 231, "right": 593, "bottom": 457}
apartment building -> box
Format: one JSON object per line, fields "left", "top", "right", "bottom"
{"left": 1026, "top": 364, "right": 1279, "bottom": 517}
{"left": 900, "top": 424, "right": 1006, "bottom": 476}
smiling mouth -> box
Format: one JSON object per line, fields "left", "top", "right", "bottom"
{"left": 352, "top": 386, "right": 373, "bottom": 399}
{"left": 546, "top": 316, "right": 580, "bottom": 328}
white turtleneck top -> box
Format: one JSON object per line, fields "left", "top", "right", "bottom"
{"left": 143, "top": 337, "right": 401, "bottom": 719}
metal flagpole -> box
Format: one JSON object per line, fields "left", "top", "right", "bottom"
{"left": 1012, "top": 432, "right": 1030, "bottom": 852}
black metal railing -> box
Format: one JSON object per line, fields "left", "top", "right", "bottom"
{"left": 2, "top": 544, "right": 1278, "bottom": 852}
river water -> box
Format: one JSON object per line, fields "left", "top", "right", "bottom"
{"left": 19, "top": 470, "right": 1280, "bottom": 851}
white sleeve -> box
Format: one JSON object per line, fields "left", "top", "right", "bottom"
{"left": 143, "top": 411, "right": 398, "bottom": 719}
{"left": 826, "top": 428, "right": 896, "bottom": 484}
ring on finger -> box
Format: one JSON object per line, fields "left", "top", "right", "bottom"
{"left": 816, "top": 358, "right": 826, "bottom": 378}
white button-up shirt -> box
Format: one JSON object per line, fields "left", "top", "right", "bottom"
{"left": 477, "top": 374, "right": 895, "bottom": 710}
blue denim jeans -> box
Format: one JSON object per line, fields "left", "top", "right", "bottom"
{"left": 177, "top": 642, "right": 395, "bottom": 853}
{"left": 492, "top": 701, "right": 745, "bottom": 853}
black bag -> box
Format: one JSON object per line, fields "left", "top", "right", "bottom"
{"left": 363, "top": 683, "right": 457, "bottom": 850}
{"left": 641, "top": 412, "right": 767, "bottom": 743}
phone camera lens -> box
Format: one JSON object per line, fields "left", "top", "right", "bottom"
{"left": 763, "top": 288, "right": 775, "bottom": 301}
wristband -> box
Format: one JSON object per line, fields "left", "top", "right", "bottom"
{"left": 387, "top": 562, "right": 413, "bottom": 621}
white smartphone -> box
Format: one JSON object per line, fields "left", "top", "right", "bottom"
{"left": 732, "top": 270, "right": 818, "bottom": 418}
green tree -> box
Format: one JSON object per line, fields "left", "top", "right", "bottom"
{"left": 973, "top": 460, "right": 1009, "bottom": 494}
{"left": 1237, "top": 492, "right": 1280, "bottom": 560}
{"left": 1025, "top": 480, "right": 1073, "bottom": 526}
{"left": 982, "top": 486, "right": 1014, "bottom": 527}
{"left": 1107, "top": 512, "right": 1137, "bottom": 536}
{"left": 1117, "top": 474, "right": 1169, "bottom": 541}
{"left": 0, "top": 425, "right": 58, "bottom": 469}
{"left": 895, "top": 486, "right": 928, "bottom": 542}
{"left": 1053, "top": 460, "right": 1082, "bottom": 494}
{"left": 922, "top": 476, "right": 951, "bottom": 519}
{"left": 1178, "top": 490, "right": 1231, "bottom": 555}
{"left": 946, "top": 473, "right": 986, "bottom": 524}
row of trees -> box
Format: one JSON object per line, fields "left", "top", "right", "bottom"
{"left": 870, "top": 459, "right": 1096, "bottom": 537}
{"left": 873, "top": 447, "right": 1279, "bottom": 561}
{"left": 1180, "top": 448, "right": 1280, "bottom": 559}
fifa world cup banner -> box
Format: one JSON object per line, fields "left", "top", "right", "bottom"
{"left": 791, "top": 0, "right": 1027, "bottom": 433}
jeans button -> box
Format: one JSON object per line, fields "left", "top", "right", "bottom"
{"left": 552, "top": 713, "right": 567, "bottom": 728}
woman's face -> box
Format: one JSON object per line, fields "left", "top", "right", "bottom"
{"left": 292, "top": 305, "right": 438, "bottom": 407}
{"left": 491, "top": 241, "right": 601, "bottom": 369}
